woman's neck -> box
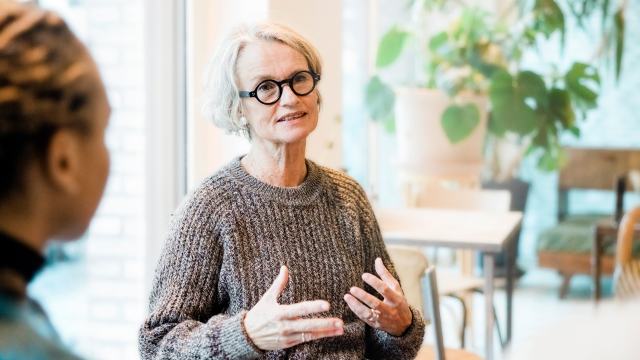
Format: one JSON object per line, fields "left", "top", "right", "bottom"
{"left": 242, "top": 140, "right": 307, "bottom": 187}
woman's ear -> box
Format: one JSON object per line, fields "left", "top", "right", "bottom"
{"left": 45, "top": 129, "right": 82, "bottom": 195}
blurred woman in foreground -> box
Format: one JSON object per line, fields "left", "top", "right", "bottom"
{"left": 0, "top": 2, "right": 110, "bottom": 358}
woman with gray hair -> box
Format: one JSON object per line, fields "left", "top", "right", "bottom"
{"left": 139, "top": 22, "right": 425, "bottom": 359}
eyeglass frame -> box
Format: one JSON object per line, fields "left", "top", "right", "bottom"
{"left": 238, "top": 70, "right": 321, "bottom": 105}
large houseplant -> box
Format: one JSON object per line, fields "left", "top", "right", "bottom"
{"left": 366, "top": 0, "right": 627, "bottom": 171}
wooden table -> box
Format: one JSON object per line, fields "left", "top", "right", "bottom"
{"left": 375, "top": 207, "right": 523, "bottom": 360}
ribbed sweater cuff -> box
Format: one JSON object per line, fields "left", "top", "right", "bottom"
{"left": 373, "top": 306, "right": 425, "bottom": 350}
{"left": 218, "top": 310, "right": 263, "bottom": 359}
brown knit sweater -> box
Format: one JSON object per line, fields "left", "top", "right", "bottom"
{"left": 138, "top": 157, "right": 425, "bottom": 359}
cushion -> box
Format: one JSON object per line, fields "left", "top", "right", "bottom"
{"left": 537, "top": 215, "right": 640, "bottom": 256}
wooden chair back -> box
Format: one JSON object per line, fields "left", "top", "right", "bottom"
{"left": 558, "top": 147, "right": 640, "bottom": 220}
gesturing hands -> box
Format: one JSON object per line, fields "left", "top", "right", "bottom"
{"left": 243, "top": 266, "right": 344, "bottom": 351}
{"left": 343, "top": 258, "right": 413, "bottom": 336}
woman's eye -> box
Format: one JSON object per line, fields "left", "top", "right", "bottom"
{"left": 293, "top": 73, "right": 309, "bottom": 83}
{"left": 258, "top": 82, "right": 276, "bottom": 92}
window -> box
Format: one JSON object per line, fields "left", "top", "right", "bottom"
{"left": 29, "top": 1, "right": 149, "bottom": 358}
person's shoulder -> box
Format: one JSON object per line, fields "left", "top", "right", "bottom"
{"left": 315, "top": 163, "right": 369, "bottom": 206}
{"left": 0, "top": 299, "right": 82, "bottom": 360}
{"left": 0, "top": 327, "right": 82, "bottom": 360}
{"left": 173, "top": 161, "right": 238, "bottom": 220}
{"left": 194, "top": 165, "right": 236, "bottom": 197}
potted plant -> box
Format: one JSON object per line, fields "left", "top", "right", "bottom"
{"left": 365, "top": 0, "right": 627, "bottom": 174}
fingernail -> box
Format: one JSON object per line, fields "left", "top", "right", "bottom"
{"left": 322, "top": 301, "right": 330, "bottom": 311}
{"left": 335, "top": 320, "right": 343, "bottom": 328}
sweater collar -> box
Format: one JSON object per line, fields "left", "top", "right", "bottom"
{"left": 0, "top": 230, "right": 45, "bottom": 291}
{"left": 226, "top": 156, "right": 324, "bottom": 206}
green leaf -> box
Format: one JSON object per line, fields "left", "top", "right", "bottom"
{"left": 441, "top": 103, "right": 480, "bottom": 143}
{"left": 532, "top": 0, "right": 565, "bottom": 44}
{"left": 518, "top": 71, "right": 548, "bottom": 109}
{"left": 532, "top": 128, "right": 549, "bottom": 149}
{"left": 614, "top": 8, "right": 625, "bottom": 81}
{"left": 428, "top": 31, "right": 448, "bottom": 52}
{"left": 365, "top": 76, "right": 395, "bottom": 123}
{"left": 537, "top": 150, "right": 559, "bottom": 171}
{"left": 548, "top": 87, "right": 575, "bottom": 129}
{"left": 565, "top": 62, "right": 600, "bottom": 111}
{"left": 376, "top": 27, "right": 409, "bottom": 68}
{"left": 489, "top": 70, "right": 542, "bottom": 136}
{"left": 382, "top": 113, "right": 396, "bottom": 133}
{"left": 488, "top": 111, "right": 506, "bottom": 137}
{"left": 568, "top": 126, "right": 580, "bottom": 137}
{"left": 536, "top": 143, "right": 566, "bottom": 171}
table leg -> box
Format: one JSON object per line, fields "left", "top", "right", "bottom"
{"left": 505, "top": 240, "right": 514, "bottom": 345}
{"left": 592, "top": 229, "right": 602, "bottom": 302}
{"left": 483, "top": 253, "right": 495, "bottom": 360}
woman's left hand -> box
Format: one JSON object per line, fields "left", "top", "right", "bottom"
{"left": 343, "top": 258, "right": 413, "bottom": 336}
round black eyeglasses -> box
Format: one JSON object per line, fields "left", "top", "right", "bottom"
{"left": 239, "top": 70, "right": 321, "bottom": 105}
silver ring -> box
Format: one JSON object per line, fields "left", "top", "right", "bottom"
{"left": 301, "top": 332, "right": 307, "bottom": 342}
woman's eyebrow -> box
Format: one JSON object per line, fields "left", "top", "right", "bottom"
{"left": 249, "top": 69, "right": 308, "bottom": 84}
{"left": 249, "top": 73, "right": 272, "bottom": 84}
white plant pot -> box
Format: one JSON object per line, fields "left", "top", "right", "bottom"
{"left": 394, "top": 87, "right": 488, "bottom": 177}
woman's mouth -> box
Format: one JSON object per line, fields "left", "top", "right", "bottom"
{"left": 277, "top": 111, "right": 306, "bottom": 123}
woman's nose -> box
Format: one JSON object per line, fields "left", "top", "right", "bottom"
{"left": 279, "top": 84, "right": 299, "bottom": 106}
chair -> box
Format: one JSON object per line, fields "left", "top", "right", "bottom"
{"left": 482, "top": 178, "right": 530, "bottom": 277}
{"left": 386, "top": 245, "right": 482, "bottom": 360}
{"left": 614, "top": 206, "right": 640, "bottom": 299}
{"left": 536, "top": 147, "right": 640, "bottom": 298}
{"left": 387, "top": 244, "right": 428, "bottom": 315}
{"left": 403, "top": 187, "right": 511, "bottom": 347}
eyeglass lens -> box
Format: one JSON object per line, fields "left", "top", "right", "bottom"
{"left": 256, "top": 71, "right": 316, "bottom": 104}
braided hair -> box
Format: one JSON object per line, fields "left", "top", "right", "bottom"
{"left": 0, "top": 2, "right": 97, "bottom": 200}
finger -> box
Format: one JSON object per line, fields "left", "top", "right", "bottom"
{"left": 375, "top": 257, "right": 402, "bottom": 291}
{"left": 280, "top": 327, "right": 344, "bottom": 348}
{"left": 349, "top": 286, "right": 383, "bottom": 310}
{"left": 362, "top": 273, "right": 401, "bottom": 304}
{"left": 305, "top": 327, "right": 345, "bottom": 341}
{"left": 343, "top": 294, "right": 375, "bottom": 323}
{"left": 263, "top": 265, "right": 288, "bottom": 301}
{"left": 280, "top": 318, "right": 343, "bottom": 334}
{"left": 279, "top": 300, "right": 330, "bottom": 319}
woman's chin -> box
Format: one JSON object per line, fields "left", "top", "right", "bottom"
{"left": 274, "top": 124, "right": 316, "bottom": 144}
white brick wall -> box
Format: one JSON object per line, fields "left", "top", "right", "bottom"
{"left": 69, "top": 0, "right": 146, "bottom": 358}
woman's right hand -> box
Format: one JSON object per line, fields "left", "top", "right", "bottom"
{"left": 243, "top": 265, "right": 344, "bottom": 351}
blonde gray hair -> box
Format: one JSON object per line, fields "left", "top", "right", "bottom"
{"left": 202, "top": 22, "right": 322, "bottom": 138}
